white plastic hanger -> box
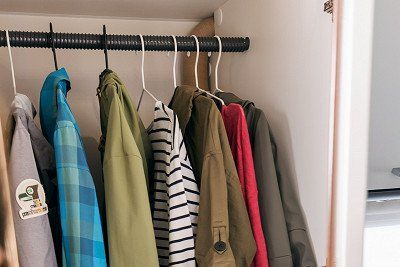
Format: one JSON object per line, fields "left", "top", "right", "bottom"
{"left": 6, "top": 30, "right": 17, "bottom": 96}
{"left": 191, "top": 35, "right": 225, "bottom": 106}
{"left": 172, "top": 35, "right": 178, "bottom": 89}
{"left": 213, "top": 35, "right": 224, "bottom": 94}
{"left": 137, "top": 34, "right": 159, "bottom": 111}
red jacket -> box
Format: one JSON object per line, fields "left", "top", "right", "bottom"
{"left": 221, "top": 103, "right": 269, "bottom": 267}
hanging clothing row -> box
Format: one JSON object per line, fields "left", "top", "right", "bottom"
{"left": 4, "top": 27, "right": 317, "bottom": 267}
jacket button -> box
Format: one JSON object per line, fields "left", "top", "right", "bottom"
{"left": 214, "top": 241, "right": 227, "bottom": 253}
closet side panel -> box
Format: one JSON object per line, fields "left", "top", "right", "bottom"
{"left": 0, "top": 118, "right": 19, "bottom": 266}
{"left": 215, "top": 1, "right": 333, "bottom": 265}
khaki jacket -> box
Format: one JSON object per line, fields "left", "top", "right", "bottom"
{"left": 169, "top": 86, "right": 256, "bottom": 267}
{"left": 97, "top": 70, "right": 158, "bottom": 267}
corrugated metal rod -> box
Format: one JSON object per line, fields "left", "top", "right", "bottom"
{"left": 0, "top": 30, "right": 250, "bottom": 53}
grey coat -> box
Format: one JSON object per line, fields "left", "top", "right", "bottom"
{"left": 217, "top": 92, "right": 317, "bottom": 267}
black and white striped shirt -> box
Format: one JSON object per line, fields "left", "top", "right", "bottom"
{"left": 149, "top": 101, "right": 199, "bottom": 266}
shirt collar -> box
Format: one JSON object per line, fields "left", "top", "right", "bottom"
{"left": 168, "top": 85, "right": 196, "bottom": 134}
{"left": 39, "top": 68, "right": 71, "bottom": 145}
{"left": 45, "top": 67, "right": 71, "bottom": 95}
{"left": 11, "top": 93, "right": 36, "bottom": 119}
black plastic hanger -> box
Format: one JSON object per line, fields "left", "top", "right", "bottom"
{"left": 103, "top": 25, "right": 109, "bottom": 69}
{"left": 49, "top": 22, "right": 58, "bottom": 70}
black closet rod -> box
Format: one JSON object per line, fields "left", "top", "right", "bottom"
{"left": 0, "top": 30, "right": 250, "bottom": 52}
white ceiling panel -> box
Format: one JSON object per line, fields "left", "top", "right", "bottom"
{"left": 0, "top": 0, "right": 228, "bottom": 20}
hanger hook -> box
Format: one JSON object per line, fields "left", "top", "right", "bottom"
{"left": 137, "top": 34, "right": 158, "bottom": 111}
{"left": 172, "top": 35, "right": 178, "bottom": 89}
{"left": 214, "top": 35, "right": 223, "bottom": 93}
{"left": 139, "top": 34, "right": 146, "bottom": 91}
{"left": 103, "top": 25, "right": 109, "bottom": 69}
{"left": 191, "top": 35, "right": 225, "bottom": 106}
{"left": 137, "top": 34, "right": 146, "bottom": 110}
{"left": 6, "top": 30, "right": 17, "bottom": 95}
{"left": 49, "top": 23, "right": 58, "bottom": 70}
{"left": 191, "top": 35, "right": 200, "bottom": 89}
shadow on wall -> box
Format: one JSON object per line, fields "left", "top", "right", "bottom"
{"left": 81, "top": 136, "right": 104, "bottom": 209}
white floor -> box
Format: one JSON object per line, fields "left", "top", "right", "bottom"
{"left": 364, "top": 199, "right": 400, "bottom": 267}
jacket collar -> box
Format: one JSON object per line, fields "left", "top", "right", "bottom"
{"left": 168, "top": 85, "right": 197, "bottom": 134}
{"left": 215, "top": 91, "right": 254, "bottom": 110}
{"left": 99, "top": 68, "right": 114, "bottom": 78}
{"left": 98, "top": 69, "right": 116, "bottom": 89}
{"left": 97, "top": 69, "right": 122, "bottom": 95}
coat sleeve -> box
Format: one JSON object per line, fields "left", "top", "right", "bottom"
{"left": 102, "top": 97, "right": 159, "bottom": 267}
{"left": 264, "top": 114, "right": 317, "bottom": 267}
{"left": 195, "top": 152, "right": 236, "bottom": 267}
{"left": 237, "top": 114, "right": 269, "bottom": 267}
{"left": 195, "top": 113, "right": 256, "bottom": 267}
{"left": 253, "top": 112, "right": 293, "bottom": 267}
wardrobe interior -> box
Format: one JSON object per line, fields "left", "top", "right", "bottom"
{"left": 0, "top": 0, "right": 333, "bottom": 266}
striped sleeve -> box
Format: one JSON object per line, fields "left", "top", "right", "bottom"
{"left": 149, "top": 102, "right": 199, "bottom": 266}
{"left": 175, "top": 115, "right": 199, "bottom": 236}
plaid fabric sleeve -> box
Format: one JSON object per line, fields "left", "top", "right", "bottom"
{"left": 54, "top": 91, "right": 107, "bottom": 267}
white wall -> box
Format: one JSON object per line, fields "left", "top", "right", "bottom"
{"left": 214, "top": 0, "right": 333, "bottom": 265}
{"left": 0, "top": 13, "right": 197, "bottom": 190}
{"left": 367, "top": 0, "right": 400, "bottom": 190}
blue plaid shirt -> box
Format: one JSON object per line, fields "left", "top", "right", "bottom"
{"left": 40, "top": 68, "right": 107, "bottom": 267}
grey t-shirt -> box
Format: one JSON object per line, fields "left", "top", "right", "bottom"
{"left": 12, "top": 94, "right": 62, "bottom": 264}
{"left": 9, "top": 94, "right": 57, "bottom": 267}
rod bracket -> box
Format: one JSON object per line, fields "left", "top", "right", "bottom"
{"left": 324, "top": 0, "right": 334, "bottom": 21}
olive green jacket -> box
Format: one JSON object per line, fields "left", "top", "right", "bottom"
{"left": 97, "top": 69, "right": 158, "bottom": 266}
{"left": 98, "top": 69, "right": 153, "bottom": 183}
{"left": 169, "top": 86, "right": 256, "bottom": 267}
